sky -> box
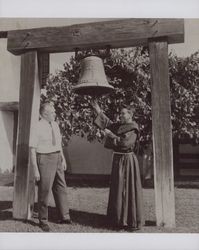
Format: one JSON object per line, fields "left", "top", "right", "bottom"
{"left": 170, "top": 19, "right": 199, "bottom": 56}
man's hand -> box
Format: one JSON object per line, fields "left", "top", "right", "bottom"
{"left": 90, "top": 100, "right": 101, "bottom": 114}
{"left": 30, "top": 147, "right": 40, "bottom": 182}
{"left": 61, "top": 156, "right": 67, "bottom": 171}
{"left": 34, "top": 165, "right": 40, "bottom": 182}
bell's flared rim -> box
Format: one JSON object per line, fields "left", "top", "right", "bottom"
{"left": 72, "top": 84, "right": 114, "bottom": 96}
{"left": 73, "top": 82, "right": 114, "bottom": 90}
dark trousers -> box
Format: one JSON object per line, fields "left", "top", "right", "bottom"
{"left": 37, "top": 152, "right": 70, "bottom": 222}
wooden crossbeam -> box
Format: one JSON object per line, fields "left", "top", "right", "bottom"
{"left": 7, "top": 19, "right": 184, "bottom": 55}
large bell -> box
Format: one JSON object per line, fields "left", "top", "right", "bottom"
{"left": 73, "top": 56, "right": 114, "bottom": 96}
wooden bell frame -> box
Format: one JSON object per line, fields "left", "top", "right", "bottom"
{"left": 5, "top": 18, "right": 184, "bottom": 227}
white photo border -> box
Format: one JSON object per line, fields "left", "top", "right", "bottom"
{"left": 0, "top": 0, "right": 199, "bottom": 249}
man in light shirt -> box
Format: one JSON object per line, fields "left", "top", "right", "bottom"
{"left": 30, "top": 102, "right": 71, "bottom": 232}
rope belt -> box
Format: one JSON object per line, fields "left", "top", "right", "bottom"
{"left": 37, "top": 151, "right": 60, "bottom": 155}
{"left": 113, "top": 151, "right": 134, "bottom": 155}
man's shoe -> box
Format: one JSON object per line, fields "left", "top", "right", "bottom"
{"left": 58, "top": 219, "right": 72, "bottom": 224}
{"left": 39, "top": 222, "right": 51, "bottom": 232}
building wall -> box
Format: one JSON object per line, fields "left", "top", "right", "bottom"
{"left": 65, "top": 135, "right": 112, "bottom": 175}
{"left": 0, "top": 111, "right": 14, "bottom": 173}
{"left": 178, "top": 144, "right": 199, "bottom": 176}
{"left": 0, "top": 37, "right": 19, "bottom": 174}
{"left": 65, "top": 135, "right": 144, "bottom": 175}
{"left": 0, "top": 39, "right": 20, "bottom": 102}
{"left": 179, "top": 144, "right": 199, "bottom": 154}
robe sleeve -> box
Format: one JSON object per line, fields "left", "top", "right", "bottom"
{"left": 94, "top": 112, "right": 113, "bottom": 130}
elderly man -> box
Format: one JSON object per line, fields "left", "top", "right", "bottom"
{"left": 30, "top": 102, "right": 71, "bottom": 232}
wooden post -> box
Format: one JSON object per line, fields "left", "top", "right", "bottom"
{"left": 13, "top": 51, "right": 41, "bottom": 219}
{"left": 27, "top": 52, "right": 50, "bottom": 219}
{"left": 149, "top": 38, "right": 175, "bottom": 227}
{"left": 38, "top": 52, "right": 50, "bottom": 86}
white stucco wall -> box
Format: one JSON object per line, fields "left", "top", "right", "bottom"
{"left": 0, "top": 37, "right": 19, "bottom": 173}
{"left": 0, "top": 39, "right": 20, "bottom": 102}
{"left": 0, "top": 111, "right": 14, "bottom": 172}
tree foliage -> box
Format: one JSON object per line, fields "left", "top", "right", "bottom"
{"left": 41, "top": 48, "right": 199, "bottom": 152}
{"left": 169, "top": 51, "right": 199, "bottom": 143}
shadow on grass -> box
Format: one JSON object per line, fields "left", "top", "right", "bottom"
{"left": 69, "top": 210, "right": 154, "bottom": 231}
{"left": 0, "top": 201, "right": 12, "bottom": 221}
{"left": 69, "top": 209, "right": 122, "bottom": 231}
{"left": 33, "top": 203, "right": 119, "bottom": 231}
{"left": 24, "top": 220, "right": 39, "bottom": 227}
{"left": 47, "top": 207, "right": 114, "bottom": 230}
{"left": 32, "top": 205, "right": 115, "bottom": 230}
{"left": 145, "top": 220, "right": 156, "bottom": 226}
{"left": 0, "top": 201, "right": 156, "bottom": 231}
{"left": 70, "top": 209, "right": 108, "bottom": 229}
{"left": 0, "top": 201, "right": 38, "bottom": 227}
{"left": 35, "top": 205, "right": 153, "bottom": 231}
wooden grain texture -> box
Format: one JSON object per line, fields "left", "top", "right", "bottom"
{"left": 12, "top": 111, "right": 18, "bottom": 167}
{"left": 7, "top": 19, "right": 184, "bottom": 55}
{"left": 13, "top": 51, "right": 41, "bottom": 219}
{"left": 149, "top": 39, "right": 175, "bottom": 227}
{"left": 38, "top": 52, "right": 49, "bottom": 86}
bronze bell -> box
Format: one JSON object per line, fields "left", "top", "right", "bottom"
{"left": 73, "top": 56, "right": 114, "bottom": 96}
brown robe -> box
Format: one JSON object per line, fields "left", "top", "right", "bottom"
{"left": 94, "top": 112, "right": 144, "bottom": 229}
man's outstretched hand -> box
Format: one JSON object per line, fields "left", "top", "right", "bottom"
{"left": 90, "top": 99, "right": 101, "bottom": 114}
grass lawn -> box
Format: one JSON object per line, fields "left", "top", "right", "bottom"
{"left": 0, "top": 185, "right": 198, "bottom": 233}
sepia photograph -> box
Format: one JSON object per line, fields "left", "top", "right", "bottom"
{"left": 0, "top": 0, "right": 199, "bottom": 249}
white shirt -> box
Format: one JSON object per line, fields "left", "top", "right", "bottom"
{"left": 29, "top": 118, "right": 62, "bottom": 153}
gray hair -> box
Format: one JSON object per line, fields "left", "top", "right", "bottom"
{"left": 40, "top": 102, "right": 54, "bottom": 115}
